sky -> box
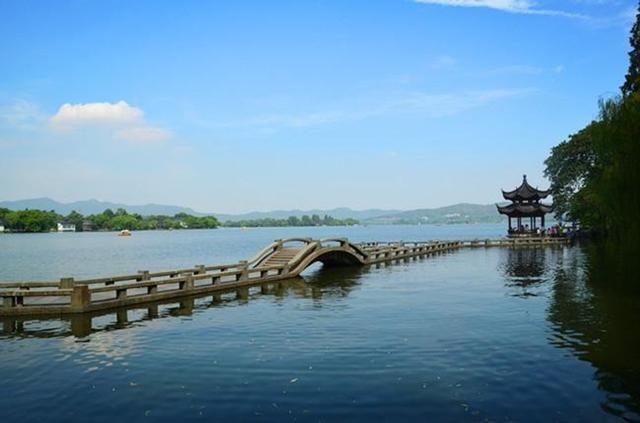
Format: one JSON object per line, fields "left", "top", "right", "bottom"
{"left": 0, "top": 0, "right": 636, "bottom": 213}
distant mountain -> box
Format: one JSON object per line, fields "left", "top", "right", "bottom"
{"left": 214, "top": 207, "right": 402, "bottom": 222}
{"left": 364, "top": 203, "right": 506, "bottom": 224}
{"left": 0, "top": 198, "right": 507, "bottom": 224}
{"left": 0, "top": 198, "right": 201, "bottom": 217}
{"left": 0, "top": 198, "right": 399, "bottom": 220}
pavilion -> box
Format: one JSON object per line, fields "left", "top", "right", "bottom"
{"left": 497, "top": 175, "right": 552, "bottom": 236}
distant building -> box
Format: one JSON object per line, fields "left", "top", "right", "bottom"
{"left": 82, "top": 220, "right": 94, "bottom": 232}
{"left": 0, "top": 220, "right": 5, "bottom": 233}
{"left": 57, "top": 222, "right": 76, "bottom": 232}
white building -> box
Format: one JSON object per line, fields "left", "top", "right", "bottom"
{"left": 0, "top": 221, "right": 5, "bottom": 233}
{"left": 57, "top": 222, "right": 76, "bottom": 232}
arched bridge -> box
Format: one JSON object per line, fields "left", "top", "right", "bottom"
{"left": 0, "top": 237, "right": 569, "bottom": 316}
{"left": 246, "top": 237, "right": 461, "bottom": 277}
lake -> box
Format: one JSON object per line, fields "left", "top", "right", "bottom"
{"left": 1, "top": 224, "right": 639, "bottom": 422}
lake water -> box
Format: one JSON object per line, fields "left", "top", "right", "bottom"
{"left": 1, "top": 225, "right": 639, "bottom": 422}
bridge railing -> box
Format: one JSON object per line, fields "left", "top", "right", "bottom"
{"left": 362, "top": 241, "right": 463, "bottom": 262}
{"left": 278, "top": 238, "right": 314, "bottom": 247}
{"left": 246, "top": 241, "right": 280, "bottom": 268}
{"left": 287, "top": 241, "right": 321, "bottom": 272}
{"left": 0, "top": 259, "right": 294, "bottom": 316}
{"left": 319, "top": 238, "right": 370, "bottom": 261}
{"left": 0, "top": 237, "right": 569, "bottom": 316}
{"left": 247, "top": 238, "right": 314, "bottom": 269}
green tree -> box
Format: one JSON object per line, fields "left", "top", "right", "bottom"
{"left": 89, "top": 212, "right": 110, "bottom": 230}
{"left": 65, "top": 210, "right": 85, "bottom": 231}
{"left": 287, "top": 216, "right": 300, "bottom": 226}
{"left": 622, "top": 3, "right": 640, "bottom": 96}
{"left": 110, "top": 215, "right": 139, "bottom": 230}
{"left": 590, "top": 95, "right": 640, "bottom": 241}
{"left": 4, "top": 209, "right": 58, "bottom": 232}
{"left": 543, "top": 124, "right": 598, "bottom": 220}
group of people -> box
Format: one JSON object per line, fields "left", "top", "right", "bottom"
{"left": 508, "top": 224, "right": 572, "bottom": 237}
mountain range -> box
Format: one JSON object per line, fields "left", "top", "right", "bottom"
{"left": 0, "top": 198, "right": 506, "bottom": 224}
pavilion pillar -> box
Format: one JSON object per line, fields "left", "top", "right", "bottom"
{"left": 542, "top": 215, "right": 545, "bottom": 228}
{"left": 508, "top": 217, "right": 512, "bottom": 231}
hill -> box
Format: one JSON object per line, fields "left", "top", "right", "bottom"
{"left": 0, "top": 198, "right": 506, "bottom": 224}
{"left": 364, "top": 203, "right": 505, "bottom": 224}
{"left": 214, "top": 207, "right": 402, "bottom": 222}
{"left": 0, "top": 198, "right": 201, "bottom": 217}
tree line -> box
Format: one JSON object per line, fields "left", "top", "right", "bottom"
{"left": 0, "top": 208, "right": 220, "bottom": 232}
{"left": 223, "top": 214, "right": 359, "bottom": 227}
{"left": 544, "top": 3, "right": 640, "bottom": 250}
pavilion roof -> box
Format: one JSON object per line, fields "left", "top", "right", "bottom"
{"left": 496, "top": 202, "right": 552, "bottom": 217}
{"left": 502, "top": 175, "right": 551, "bottom": 201}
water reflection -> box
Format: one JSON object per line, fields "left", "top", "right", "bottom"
{"left": 0, "top": 265, "right": 367, "bottom": 340}
{"left": 498, "top": 247, "right": 558, "bottom": 298}
{"left": 546, "top": 243, "right": 640, "bottom": 421}
{"left": 3, "top": 245, "right": 640, "bottom": 421}
{"left": 495, "top": 244, "right": 640, "bottom": 420}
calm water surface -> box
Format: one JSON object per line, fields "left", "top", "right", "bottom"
{"left": 1, "top": 224, "right": 639, "bottom": 422}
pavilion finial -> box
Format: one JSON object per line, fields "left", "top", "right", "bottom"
{"left": 523, "top": 174, "right": 527, "bottom": 181}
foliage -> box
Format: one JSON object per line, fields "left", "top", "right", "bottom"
{"left": 622, "top": 3, "right": 640, "bottom": 96}
{"left": 0, "top": 208, "right": 220, "bottom": 232}
{"left": 0, "top": 209, "right": 59, "bottom": 232}
{"left": 85, "top": 209, "right": 220, "bottom": 231}
{"left": 224, "top": 214, "right": 359, "bottom": 227}
{"left": 543, "top": 123, "right": 599, "bottom": 220}
{"left": 544, "top": 93, "right": 640, "bottom": 241}
{"left": 590, "top": 95, "right": 640, "bottom": 241}
{"left": 544, "top": 7, "right": 640, "bottom": 248}
{"left": 64, "top": 210, "right": 85, "bottom": 230}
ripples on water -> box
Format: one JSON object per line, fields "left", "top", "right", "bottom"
{"left": 1, "top": 226, "right": 639, "bottom": 422}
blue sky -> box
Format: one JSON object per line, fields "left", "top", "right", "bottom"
{"left": 0, "top": 0, "right": 636, "bottom": 213}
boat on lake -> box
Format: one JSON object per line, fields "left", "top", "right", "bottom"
{"left": 118, "top": 229, "right": 131, "bottom": 237}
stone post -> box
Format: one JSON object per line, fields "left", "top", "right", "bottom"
{"left": 239, "top": 260, "right": 249, "bottom": 281}
{"left": 60, "top": 277, "right": 75, "bottom": 289}
{"left": 3, "top": 296, "right": 15, "bottom": 307}
{"left": 182, "top": 274, "right": 194, "bottom": 291}
{"left": 71, "top": 285, "right": 90, "bottom": 311}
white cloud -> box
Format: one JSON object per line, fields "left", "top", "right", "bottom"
{"left": 413, "top": 0, "right": 588, "bottom": 18}
{"left": 115, "top": 126, "right": 172, "bottom": 142}
{"left": 50, "top": 101, "right": 143, "bottom": 127}
{"left": 48, "top": 100, "right": 171, "bottom": 142}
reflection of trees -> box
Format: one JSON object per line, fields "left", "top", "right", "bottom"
{"left": 0, "top": 265, "right": 366, "bottom": 340}
{"left": 546, "top": 242, "right": 640, "bottom": 421}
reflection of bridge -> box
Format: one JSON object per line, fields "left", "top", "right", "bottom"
{"left": 0, "top": 237, "right": 569, "bottom": 317}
